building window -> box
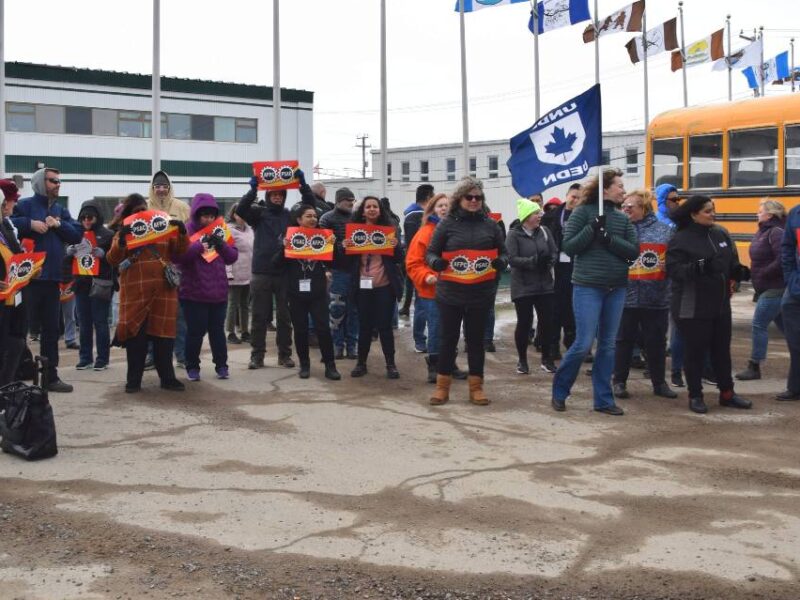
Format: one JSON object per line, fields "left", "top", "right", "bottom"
{"left": 92, "top": 109, "right": 118, "bottom": 136}
{"left": 36, "top": 105, "right": 65, "bottom": 134}
{"left": 689, "top": 134, "right": 723, "bottom": 188}
{"left": 6, "top": 103, "right": 36, "bottom": 132}
{"left": 601, "top": 149, "right": 611, "bottom": 166}
{"left": 65, "top": 106, "right": 92, "bottom": 135}
{"left": 235, "top": 118, "right": 257, "bottom": 143}
{"left": 785, "top": 125, "right": 800, "bottom": 185}
{"left": 401, "top": 161, "right": 410, "bottom": 183}
{"left": 651, "top": 138, "right": 683, "bottom": 188}
{"left": 214, "top": 117, "right": 236, "bottom": 142}
{"left": 165, "top": 113, "right": 191, "bottom": 139}
{"left": 386, "top": 162, "right": 392, "bottom": 183}
{"left": 420, "top": 160, "right": 429, "bottom": 182}
{"left": 625, "top": 147, "right": 638, "bottom": 174}
{"left": 488, "top": 155, "right": 499, "bottom": 179}
{"left": 446, "top": 158, "right": 456, "bottom": 181}
{"left": 191, "top": 115, "right": 215, "bottom": 141}
{"left": 729, "top": 127, "right": 778, "bottom": 187}
{"left": 118, "top": 111, "right": 151, "bottom": 138}
{"left": 469, "top": 157, "right": 477, "bottom": 177}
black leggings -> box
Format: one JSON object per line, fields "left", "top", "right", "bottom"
{"left": 675, "top": 314, "right": 734, "bottom": 397}
{"left": 513, "top": 294, "right": 555, "bottom": 362}
{"left": 125, "top": 323, "right": 177, "bottom": 387}
{"left": 438, "top": 302, "right": 489, "bottom": 377}
{"left": 614, "top": 308, "right": 668, "bottom": 386}
{"left": 356, "top": 286, "right": 396, "bottom": 365}
{"left": 289, "top": 293, "right": 335, "bottom": 366}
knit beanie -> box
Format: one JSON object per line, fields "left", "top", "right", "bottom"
{"left": 335, "top": 187, "right": 355, "bottom": 204}
{"left": 517, "top": 198, "right": 541, "bottom": 223}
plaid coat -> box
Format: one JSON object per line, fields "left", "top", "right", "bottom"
{"left": 107, "top": 231, "right": 189, "bottom": 341}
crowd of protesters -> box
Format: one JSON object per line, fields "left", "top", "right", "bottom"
{"left": 0, "top": 165, "right": 798, "bottom": 417}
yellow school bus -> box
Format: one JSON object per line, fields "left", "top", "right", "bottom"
{"left": 646, "top": 93, "right": 800, "bottom": 264}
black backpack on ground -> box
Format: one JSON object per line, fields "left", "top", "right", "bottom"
{"left": 15, "top": 345, "right": 35, "bottom": 381}
{"left": 0, "top": 356, "right": 58, "bottom": 461}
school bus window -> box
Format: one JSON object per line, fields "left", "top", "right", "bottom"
{"left": 785, "top": 125, "right": 800, "bottom": 186}
{"left": 729, "top": 127, "right": 778, "bottom": 188}
{"left": 652, "top": 138, "right": 683, "bottom": 189}
{"left": 689, "top": 134, "right": 723, "bottom": 189}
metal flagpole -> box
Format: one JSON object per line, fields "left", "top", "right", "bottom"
{"left": 152, "top": 0, "right": 161, "bottom": 174}
{"left": 530, "top": 0, "right": 540, "bottom": 119}
{"left": 380, "top": 0, "right": 387, "bottom": 198}
{"left": 593, "top": 0, "right": 602, "bottom": 216}
{"left": 678, "top": 1, "right": 688, "bottom": 107}
{"left": 459, "top": 0, "right": 470, "bottom": 176}
{"left": 792, "top": 38, "right": 796, "bottom": 93}
{"left": 0, "top": 0, "right": 5, "bottom": 178}
{"left": 759, "top": 26, "right": 765, "bottom": 97}
{"left": 726, "top": 15, "right": 732, "bottom": 101}
{"left": 642, "top": 7, "right": 649, "bottom": 129}
{"left": 273, "top": 0, "right": 282, "bottom": 158}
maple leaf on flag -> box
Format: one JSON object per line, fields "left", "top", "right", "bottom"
{"left": 544, "top": 127, "right": 578, "bottom": 158}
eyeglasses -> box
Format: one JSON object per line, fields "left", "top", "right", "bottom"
{"left": 154, "top": 184, "right": 170, "bottom": 190}
{"left": 621, "top": 203, "right": 638, "bottom": 209}
{"left": 463, "top": 194, "right": 484, "bottom": 202}
{"left": 47, "top": 178, "right": 61, "bottom": 185}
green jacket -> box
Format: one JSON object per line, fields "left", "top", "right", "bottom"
{"left": 562, "top": 200, "right": 639, "bottom": 288}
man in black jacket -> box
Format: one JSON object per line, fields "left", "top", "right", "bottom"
{"left": 400, "top": 184, "right": 434, "bottom": 325}
{"left": 236, "top": 177, "right": 294, "bottom": 369}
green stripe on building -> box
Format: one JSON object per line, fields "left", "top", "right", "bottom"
{"left": 6, "top": 155, "right": 253, "bottom": 178}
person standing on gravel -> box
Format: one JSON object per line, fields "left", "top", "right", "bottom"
{"left": 778, "top": 203, "right": 800, "bottom": 401}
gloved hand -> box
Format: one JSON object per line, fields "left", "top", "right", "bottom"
{"left": 598, "top": 230, "right": 613, "bottom": 246}
{"left": 539, "top": 256, "right": 555, "bottom": 271}
{"left": 295, "top": 169, "right": 306, "bottom": 186}
{"left": 491, "top": 257, "right": 508, "bottom": 271}
{"left": 734, "top": 264, "right": 751, "bottom": 282}
{"left": 249, "top": 175, "right": 259, "bottom": 191}
{"left": 65, "top": 244, "right": 78, "bottom": 257}
{"left": 207, "top": 234, "right": 224, "bottom": 250}
{"left": 591, "top": 215, "right": 607, "bottom": 232}
{"left": 692, "top": 258, "right": 707, "bottom": 276}
{"left": 169, "top": 219, "right": 187, "bottom": 235}
{"left": 91, "top": 246, "right": 105, "bottom": 259}
{"left": 430, "top": 257, "right": 447, "bottom": 272}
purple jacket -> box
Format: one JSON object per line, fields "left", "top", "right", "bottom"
{"left": 176, "top": 194, "right": 239, "bottom": 303}
{"left": 750, "top": 216, "right": 785, "bottom": 293}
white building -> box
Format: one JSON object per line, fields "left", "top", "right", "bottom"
{"left": 3, "top": 62, "right": 314, "bottom": 218}
{"left": 320, "top": 131, "right": 645, "bottom": 221}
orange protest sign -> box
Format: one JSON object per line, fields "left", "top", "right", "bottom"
{"left": 72, "top": 231, "right": 100, "bottom": 276}
{"left": 189, "top": 217, "right": 234, "bottom": 263}
{"left": 439, "top": 249, "right": 498, "bottom": 284}
{"left": 253, "top": 161, "right": 300, "bottom": 191}
{"left": 285, "top": 227, "right": 334, "bottom": 261}
{"left": 344, "top": 223, "right": 396, "bottom": 257}
{"left": 629, "top": 243, "right": 667, "bottom": 281}
{"left": 0, "top": 252, "right": 46, "bottom": 299}
{"left": 123, "top": 210, "right": 176, "bottom": 250}
{"left": 489, "top": 212, "right": 503, "bottom": 223}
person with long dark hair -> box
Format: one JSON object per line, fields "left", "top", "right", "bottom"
{"left": 666, "top": 194, "right": 752, "bottom": 414}
{"left": 346, "top": 196, "right": 403, "bottom": 378}
{"left": 107, "top": 193, "right": 189, "bottom": 393}
{"left": 426, "top": 177, "right": 507, "bottom": 405}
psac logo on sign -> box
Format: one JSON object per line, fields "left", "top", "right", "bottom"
{"left": 308, "top": 234, "right": 327, "bottom": 252}
{"left": 351, "top": 229, "right": 369, "bottom": 247}
{"left": 260, "top": 165, "right": 296, "bottom": 185}
{"left": 290, "top": 232, "right": 308, "bottom": 251}
{"left": 151, "top": 213, "right": 170, "bottom": 234}
{"left": 130, "top": 219, "right": 149, "bottom": 238}
{"left": 450, "top": 255, "right": 492, "bottom": 276}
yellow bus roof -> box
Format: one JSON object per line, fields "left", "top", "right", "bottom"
{"left": 649, "top": 93, "right": 800, "bottom": 138}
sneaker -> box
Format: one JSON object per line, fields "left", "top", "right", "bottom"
{"left": 516, "top": 361, "right": 530, "bottom": 375}
{"left": 334, "top": 347, "right": 345, "bottom": 360}
{"left": 298, "top": 365, "right": 311, "bottom": 379}
{"left": 93, "top": 361, "right": 108, "bottom": 371}
{"left": 48, "top": 379, "right": 74, "bottom": 393}
{"left": 266, "top": 323, "right": 276, "bottom": 332}
{"left": 484, "top": 341, "right": 496, "bottom": 353}
{"left": 248, "top": 356, "right": 264, "bottom": 370}
{"left": 551, "top": 397, "right": 566, "bottom": 412}
{"left": 65, "top": 342, "right": 80, "bottom": 350}
{"left": 613, "top": 382, "right": 630, "bottom": 399}
{"left": 187, "top": 369, "right": 201, "bottom": 382}
{"left": 398, "top": 307, "right": 410, "bottom": 317}
{"left": 414, "top": 344, "right": 427, "bottom": 353}
{"left": 76, "top": 361, "right": 92, "bottom": 370}
{"left": 689, "top": 396, "right": 708, "bottom": 414}
{"left": 30, "top": 334, "right": 39, "bottom": 342}
{"left": 653, "top": 383, "right": 678, "bottom": 399}
{"left": 351, "top": 363, "right": 368, "bottom": 378}
{"left": 125, "top": 382, "right": 141, "bottom": 394}
{"left": 216, "top": 367, "right": 229, "bottom": 380}
{"left": 594, "top": 405, "right": 624, "bottom": 416}
{"left": 671, "top": 370, "right": 685, "bottom": 387}
{"left": 386, "top": 364, "right": 400, "bottom": 379}
{"left": 719, "top": 392, "right": 752, "bottom": 409}
{"left": 227, "top": 333, "right": 242, "bottom": 344}
{"left": 144, "top": 357, "right": 155, "bottom": 371}
{"left": 160, "top": 379, "right": 185, "bottom": 392}
{"left": 240, "top": 332, "right": 251, "bottom": 343}
{"left": 540, "top": 360, "right": 557, "bottom": 374}
{"left": 702, "top": 367, "right": 717, "bottom": 386}
{"left": 630, "top": 355, "right": 647, "bottom": 370}
{"left": 776, "top": 390, "right": 800, "bottom": 401}
{"left": 278, "top": 355, "right": 295, "bottom": 368}
{"left": 324, "top": 363, "right": 341, "bottom": 381}
{"left": 176, "top": 360, "right": 186, "bottom": 370}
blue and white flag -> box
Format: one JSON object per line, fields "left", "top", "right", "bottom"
{"left": 743, "top": 51, "right": 791, "bottom": 89}
{"left": 528, "top": 0, "right": 591, "bottom": 35}
{"left": 507, "top": 85, "right": 602, "bottom": 197}
{"left": 454, "top": 0, "right": 527, "bottom": 12}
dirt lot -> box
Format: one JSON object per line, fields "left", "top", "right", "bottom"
{"left": 1, "top": 293, "right": 798, "bottom": 600}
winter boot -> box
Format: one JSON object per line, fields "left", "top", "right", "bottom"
{"left": 467, "top": 375, "right": 489, "bottom": 405}
{"left": 735, "top": 360, "right": 761, "bottom": 381}
{"left": 324, "top": 362, "right": 341, "bottom": 381}
{"left": 430, "top": 374, "right": 452, "bottom": 406}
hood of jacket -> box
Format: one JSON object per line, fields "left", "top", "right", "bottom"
{"left": 78, "top": 199, "right": 106, "bottom": 228}
{"left": 30, "top": 168, "right": 53, "bottom": 198}
{"left": 188, "top": 193, "right": 220, "bottom": 234}
{"left": 403, "top": 202, "right": 423, "bottom": 217}
{"left": 655, "top": 184, "right": 677, "bottom": 227}
{"left": 148, "top": 170, "right": 177, "bottom": 211}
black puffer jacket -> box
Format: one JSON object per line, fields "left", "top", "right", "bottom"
{"left": 319, "top": 207, "right": 354, "bottom": 271}
{"left": 236, "top": 187, "right": 290, "bottom": 275}
{"left": 425, "top": 206, "right": 508, "bottom": 307}
{"left": 505, "top": 223, "right": 557, "bottom": 301}
{"left": 666, "top": 222, "right": 746, "bottom": 319}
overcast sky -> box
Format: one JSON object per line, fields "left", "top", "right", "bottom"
{"left": 5, "top": 0, "right": 799, "bottom": 178}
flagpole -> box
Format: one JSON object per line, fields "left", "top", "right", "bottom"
{"left": 678, "top": 1, "right": 688, "bottom": 107}
{"left": 530, "top": 0, "right": 541, "bottom": 119}
{"left": 726, "top": 15, "right": 733, "bottom": 101}
{"left": 593, "top": 0, "right": 602, "bottom": 217}
{"left": 759, "top": 26, "right": 765, "bottom": 97}
{"left": 272, "top": 0, "right": 282, "bottom": 158}
{"left": 152, "top": 0, "right": 161, "bottom": 174}
{"left": 380, "top": 0, "right": 387, "bottom": 198}
{"left": 792, "top": 37, "right": 796, "bottom": 93}
{"left": 642, "top": 7, "right": 649, "bottom": 130}
{"left": 459, "top": 0, "right": 470, "bottom": 177}
{"left": 0, "top": 0, "right": 5, "bottom": 178}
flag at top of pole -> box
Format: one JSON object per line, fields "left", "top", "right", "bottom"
{"left": 454, "top": 0, "right": 527, "bottom": 12}
{"left": 528, "top": 0, "right": 591, "bottom": 35}
{"left": 507, "top": 84, "right": 602, "bottom": 198}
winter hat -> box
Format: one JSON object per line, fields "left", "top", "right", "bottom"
{"left": 0, "top": 179, "right": 20, "bottom": 203}
{"left": 544, "top": 197, "right": 563, "bottom": 209}
{"left": 517, "top": 198, "right": 541, "bottom": 223}
{"left": 78, "top": 205, "right": 100, "bottom": 220}
{"left": 152, "top": 172, "right": 170, "bottom": 187}
{"left": 335, "top": 187, "right": 355, "bottom": 204}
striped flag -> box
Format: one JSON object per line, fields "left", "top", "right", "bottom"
{"left": 625, "top": 18, "right": 678, "bottom": 64}
{"left": 454, "top": 0, "right": 527, "bottom": 12}
{"left": 583, "top": 0, "right": 645, "bottom": 43}
{"left": 743, "top": 51, "right": 791, "bottom": 89}
{"left": 671, "top": 29, "right": 724, "bottom": 71}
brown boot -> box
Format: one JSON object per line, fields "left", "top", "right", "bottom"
{"left": 430, "top": 374, "right": 452, "bottom": 405}
{"left": 468, "top": 375, "right": 489, "bottom": 405}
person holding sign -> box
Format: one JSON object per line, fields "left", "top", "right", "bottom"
{"left": 273, "top": 204, "right": 340, "bottom": 380}
{"left": 65, "top": 200, "right": 114, "bottom": 371}
{"left": 426, "top": 178, "right": 508, "bottom": 406}
{"left": 0, "top": 179, "right": 27, "bottom": 386}
{"left": 107, "top": 193, "right": 189, "bottom": 393}
{"left": 346, "top": 196, "right": 403, "bottom": 379}
{"left": 175, "top": 194, "right": 239, "bottom": 382}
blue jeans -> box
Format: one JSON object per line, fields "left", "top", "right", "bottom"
{"left": 62, "top": 295, "right": 77, "bottom": 344}
{"left": 329, "top": 270, "right": 358, "bottom": 352}
{"left": 751, "top": 292, "right": 784, "bottom": 362}
{"left": 76, "top": 290, "right": 111, "bottom": 365}
{"left": 413, "top": 295, "right": 429, "bottom": 350}
{"left": 781, "top": 291, "right": 800, "bottom": 394}
{"left": 553, "top": 285, "right": 626, "bottom": 409}
{"left": 180, "top": 299, "right": 228, "bottom": 371}
{"left": 416, "top": 297, "right": 440, "bottom": 355}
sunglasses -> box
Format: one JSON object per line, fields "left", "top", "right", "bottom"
{"left": 47, "top": 178, "right": 61, "bottom": 185}
{"left": 463, "top": 194, "right": 484, "bottom": 202}
{"left": 80, "top": 215, "right": 96, "bottom": 220}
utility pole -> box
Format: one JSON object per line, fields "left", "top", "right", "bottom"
{"left": 355, "top": 134, "right": 371, "bottom": 179}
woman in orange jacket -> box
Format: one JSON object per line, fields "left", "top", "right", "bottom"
{"left": 405, "top": 193, "right": 466, "bottom": 398}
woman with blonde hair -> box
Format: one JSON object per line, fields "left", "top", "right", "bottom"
{"left": 736, "top": 198, "right": 787, "bottom": 381}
